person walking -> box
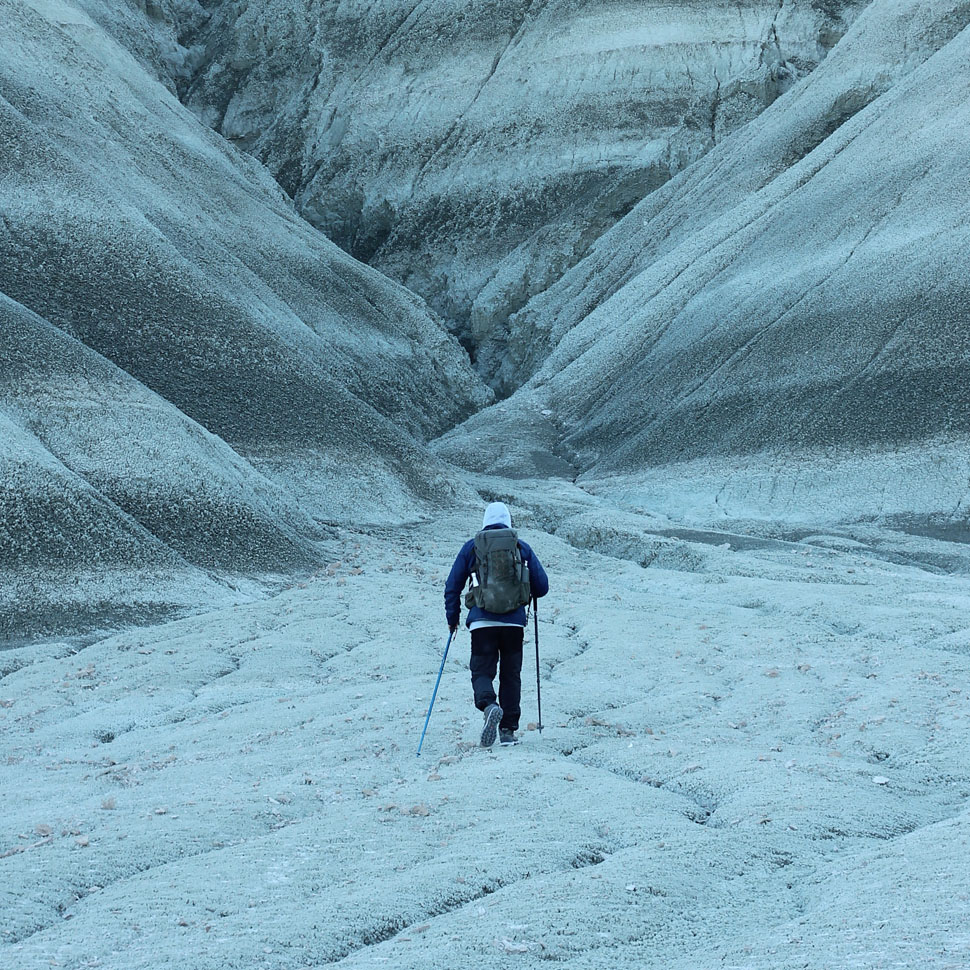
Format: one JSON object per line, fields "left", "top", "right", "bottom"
{"left": 445, "top": 502, "right": 549, "bottom": 747}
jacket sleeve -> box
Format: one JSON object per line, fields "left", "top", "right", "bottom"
{"left": 523, "top": 543, "right": 549, "bottom": 599}
{"left": 444, "top": 542, "right": 473, "bottom": 627}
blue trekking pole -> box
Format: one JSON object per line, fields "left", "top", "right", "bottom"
{"left": 417, "top": 630, "right": 455, "bottom": 756}
{"left": 533, "top": 597, "right": 543, "bottom": 733}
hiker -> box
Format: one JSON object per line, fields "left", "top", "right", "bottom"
{"left": 445, "top": 502, "right": 549, "bottom": 747}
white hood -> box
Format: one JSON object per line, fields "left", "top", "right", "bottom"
{"left": 482, "top": 501, "right": 512, "bottom": 529}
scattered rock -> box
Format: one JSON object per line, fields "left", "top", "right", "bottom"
{"left": 495, "top": 938, "right": 531, "bottom": 953}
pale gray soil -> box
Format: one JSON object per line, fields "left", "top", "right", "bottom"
{"left": 3, "top": 483, "right": 969, "bottom": 969}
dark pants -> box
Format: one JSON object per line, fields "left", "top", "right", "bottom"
{"left": 470, "top": 626, "right": 524, "bottom": 731}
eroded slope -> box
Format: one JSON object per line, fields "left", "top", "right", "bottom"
{"left": 177, "top": 0, "right": 867, "bottom": 385}
{"left": 435, "top": 0, "right": 970, "bottom": 533}
{"left": 0, "top": 0, "right": 489, "bottom": 637}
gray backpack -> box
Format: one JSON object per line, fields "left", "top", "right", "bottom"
{"left": 464, "top": 528, "right": 531, "bottom": 614}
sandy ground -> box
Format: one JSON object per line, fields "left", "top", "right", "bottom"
{"left": 2, "top": 482, "right": 970, "bottom": 969}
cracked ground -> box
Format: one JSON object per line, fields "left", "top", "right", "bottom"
{"left": 2, "top": 490, "right": 970, "bottom": 969}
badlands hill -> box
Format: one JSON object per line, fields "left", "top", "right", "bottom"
{"left": 120, "top": 0, "right": 970, "bottom": 533}
{"left": 174, "top": 0, "right": 868, "bottom": 381}
{"left": 434, "top": 0, "right": 970, "bottom": 533}
{"left": 0, "top": 0, "right": 489, "bottom": 638}
{"left": 4, "top": 0, "right": 970, "bottom": 640}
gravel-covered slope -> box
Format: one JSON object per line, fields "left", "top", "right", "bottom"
{"left": 176, "top": 0, "right": 867, "bottom": 381}
{"left": 0, "top": 293, "right": 325, "bottom": 640}
{"left": 0, "top": 0, "right": 488, "bottom": 488}
{"left": 435, "top": 0, "right": 970, "bottom": 524}
{"left": 0, "top": 406, "right": 225, "bottom": 643}
{"left": 0, "top": 294, "right": 318, "bottom": 570}
{"left": 0, "top": 0, "right": 490, "bottom": 638}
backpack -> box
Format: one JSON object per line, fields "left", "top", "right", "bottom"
{"left": 464, "top": 528, "right": 531, "bottom": 614}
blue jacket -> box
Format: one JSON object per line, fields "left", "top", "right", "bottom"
{"left": 445, "top": 525, "right": 549, "bottom": 628}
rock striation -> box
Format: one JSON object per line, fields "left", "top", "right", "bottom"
{"left": 178, "top": 0, "right": 867, "bottom": 386}
{"left": 6, "top": 0, "right": 970, "bottom": 635}
{"left": 434, "top": 0, "right": 970, "bottom": 528}
{"left": 0, "top": 0, "right": 489, "bottom": 637}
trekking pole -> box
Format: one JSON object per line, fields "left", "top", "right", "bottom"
{"left": 533, "top": 597, "right": 543, "bottom": 733}
{"left": 417, "top": 629, "right": 455, "bottom": 757}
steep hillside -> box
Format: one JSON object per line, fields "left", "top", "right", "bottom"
{"left": 0, "top": 0, "right": 490, "bottom": 637}
{"left": 175, "top": 0, "right": 867, "bottom": 382}
{"left": 435, "top": 0, "right": 970, "bottom": 527}
{"left": 502, "top": 0, "right": 970, "bottom": 389}
{"left": 0, "top": 408, "right": 226, "bottom": 642}
{"left": 543, "top": 0, "right": 970, "bottom": 472}
{"left": 0, "top": 294, "right": 321, "bottom": 639}
{"left": 0, "top": 0, "right": 491, "bottom": 503}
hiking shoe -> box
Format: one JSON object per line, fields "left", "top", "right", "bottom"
{"left": 481, "top": 703, "right": 503, "bottom": 747}
{"left": 499, "top": 728, "right": 519, "bottom": 746}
